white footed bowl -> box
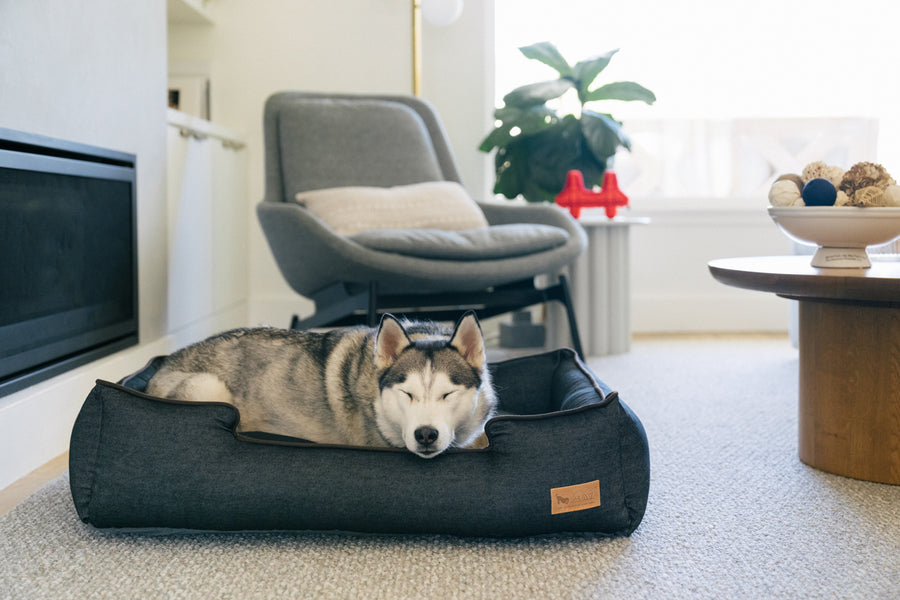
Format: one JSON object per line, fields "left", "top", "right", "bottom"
{"left": 768, "top": 206, "right": 900, "bottom": 268}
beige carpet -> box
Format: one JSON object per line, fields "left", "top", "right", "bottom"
{"left": 1, "top": 336, "right": 898, "bottom": 599}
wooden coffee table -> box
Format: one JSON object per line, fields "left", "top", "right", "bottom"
{"left": 709, "top": 256, "right": 900, "bottom": 485}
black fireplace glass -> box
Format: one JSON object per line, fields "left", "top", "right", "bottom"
{"left": 0, "top": 129, "right": 138, "bottom": 396}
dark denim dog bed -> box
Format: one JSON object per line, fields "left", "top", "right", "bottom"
{"left": 69, "top": 348, "right": 649, "bottom": 537}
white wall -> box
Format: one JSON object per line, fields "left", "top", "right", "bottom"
{"left": 421, "top": 2, "right": 495, "bottom": 202}
{"left": 628, "top": 198, "right": 793, "bottom": 333}
{"left": 0, "top": 0, "right": 169, "bottom": 489}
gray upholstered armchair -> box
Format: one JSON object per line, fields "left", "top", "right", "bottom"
{"left": 257, "top": 91, "right": 587, "bottom": 356}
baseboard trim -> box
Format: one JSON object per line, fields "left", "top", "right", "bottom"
{"left": 632, "top": 292, "right": 790, "bottom": 333}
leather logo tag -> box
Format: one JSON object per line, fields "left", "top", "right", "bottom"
{"left": 551, "top": 480, "right": 601, "bottom": 515}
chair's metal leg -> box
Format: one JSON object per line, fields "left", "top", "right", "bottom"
{"left": 366, "top": 281, "right": 379, "bottom": 327}
{"left": 558, "top": 274, "right": 585, "bottom": 360}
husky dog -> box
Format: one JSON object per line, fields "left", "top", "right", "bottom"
{"left": 146, "top": 312, "right": 496, "bottom": 458}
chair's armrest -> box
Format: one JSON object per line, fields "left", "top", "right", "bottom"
{"left": 479, "top": 200, "right": 570, "bottom": 226}
{"left": 257, "top": 200, "right": 367, "bottom": 296}
{"left": 477, "top": 201, "right": 587, "bottom": 250}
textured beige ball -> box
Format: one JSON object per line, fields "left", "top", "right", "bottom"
{"left": 883, "top": 185, "right": 900, "bottom": 207}
{"left": 768, "top": 179, "right": 804, "bottom": 206}
{"left": 854, "top": 185, "right": 889, "bottom": 207}
{"left": 801, "top": 162, "right": 844, "bottom": 186}
{"left": 775, "top": 173, "right": 804, "bottom": 192}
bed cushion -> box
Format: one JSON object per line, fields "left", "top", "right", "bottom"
{"left": 349, "top": 224, "right": 569, "bottom": 260}
{"left": 294, "top": 181, "right": 488, "bottom": 236}
{"left": 69, "top": 348, "right": 649, "bottom": 538}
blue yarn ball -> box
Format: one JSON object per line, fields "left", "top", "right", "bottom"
{"left": 802, "top": 178, "right": 837, "bottom": 206}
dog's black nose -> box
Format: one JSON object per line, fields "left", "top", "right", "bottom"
{"left": 414, "top": 426, "right": 439, "bottom": 447}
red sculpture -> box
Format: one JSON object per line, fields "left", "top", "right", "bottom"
{"left": 555, "top": 169, "right": 629, "bottom": 219}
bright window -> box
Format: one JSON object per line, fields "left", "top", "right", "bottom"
{"left": 494, "top": 0, "right": 900, "bottom": 198}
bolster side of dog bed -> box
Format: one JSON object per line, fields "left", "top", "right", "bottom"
{"left": 69, "top": 349, "right": 649, "bottom": 537}
{"left": 487, "top": 349, "right": 649, "bottom": 536}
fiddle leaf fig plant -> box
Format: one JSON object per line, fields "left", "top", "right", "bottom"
{"left": 479, "top": 42, "right": 656, "bottom": 203}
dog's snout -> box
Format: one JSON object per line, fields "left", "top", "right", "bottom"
{"left": 414, "top": 426, "right": 439, "bottom": 447}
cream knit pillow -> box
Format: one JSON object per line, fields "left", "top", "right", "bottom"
{"left": 294, "top": 181, "right": 488, "bottom": 236}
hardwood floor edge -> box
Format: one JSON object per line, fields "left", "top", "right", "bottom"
{"left": 0, "top": 452, "right": 69, "bottom": 516}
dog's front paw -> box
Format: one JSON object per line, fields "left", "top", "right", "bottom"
{"left": 464, "top": 432, "right": 489, "bottom": 450}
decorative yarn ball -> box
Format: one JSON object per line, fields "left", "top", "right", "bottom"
{"left": 768, "top": 179, "right": 804, "bottom": 206}
{"left": 834, "top": 190, "right": 851, "bottom": 206}
{"left": 802, "top": 178, "right": 837, "bottom": 206}
{"left": 774, "top": 173, "right": 804, "bottom": 193}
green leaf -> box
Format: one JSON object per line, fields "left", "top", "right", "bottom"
{"left": 519, "top": 41, "right": 572, "bottom": 78}
{"left": 572, "top": 49, "right": 619, "bottom": 97}
{"left": 584, "top": 81, "right": 657, "bottom": 104}
{"left": 478, "top": 127, "right": 511, "bottom": 153}
{"left": 493, "top": 146, "right": 525, "bottom": 199}
{"left": 581, "top": 111, "right": 631, "bottom": 162}
{"left": 492, "top": 104, "right": 556, "bottom": 125}
{"left": 491, "top": 120, "right": 578, "bottom": 202}
{"left": 478, "top": 105, "right": 558, "bottom": 152}
{"left": 502, "top": 79, "right": 574, "bottom": 108}
{"left": 524, "top": 121, "right": 580, "bottom": 196}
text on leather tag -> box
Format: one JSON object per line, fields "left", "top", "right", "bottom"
{"left": 550, "top": 480, "right": 601, "bottom": 515}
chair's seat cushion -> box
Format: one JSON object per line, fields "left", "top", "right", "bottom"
{"left": 294, "top": 181, "right": 488, "bottom": 236}
{"left": 350, "top": 224, "right": 569, "bottom": 260}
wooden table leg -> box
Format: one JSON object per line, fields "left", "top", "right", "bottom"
{"left": 798, "top": 300, "right": 900, "bottom": 484}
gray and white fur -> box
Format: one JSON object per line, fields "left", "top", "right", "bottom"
{"left": 146, "top": 311, "right": 496, "bottom": 458}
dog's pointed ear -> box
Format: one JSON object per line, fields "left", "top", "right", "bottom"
{"left": 450, "top": 311, "right": 486, "bottom": 370}
{"left": 374, "top": 314, "right": 411, "bottom": 370}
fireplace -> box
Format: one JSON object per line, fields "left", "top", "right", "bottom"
{"left": 0, "top": 128, "right": 138, "bottom": 397}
